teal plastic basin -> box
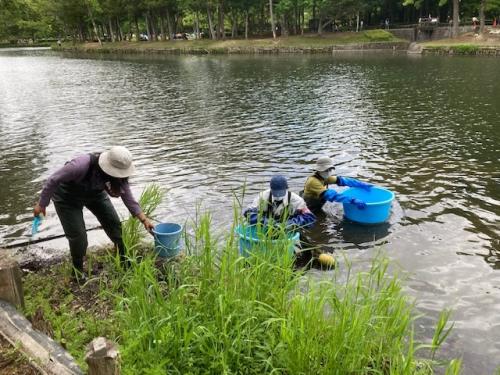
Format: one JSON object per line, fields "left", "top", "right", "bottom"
{"left": 235, "top": 225, "right": 300, "bottom": 257}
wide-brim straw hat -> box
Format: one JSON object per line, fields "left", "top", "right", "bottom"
{"left": 314, "top": 156, "right": 335, "bottom": 172}
{"left": 98, "top": 146, "right": 136, "bottom": 178}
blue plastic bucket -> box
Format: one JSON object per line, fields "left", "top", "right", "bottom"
{"left": 152, "top": 223, "right": 183, "bottom": 257}
{"left": 341, "top": 187, "right": 395, "bottom": 224}
{"left": 235, "top": 225, "right": 300, "bottom": 257}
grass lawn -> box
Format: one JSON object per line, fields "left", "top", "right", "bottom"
{"left": 58, "top": 30, "right": 404, "bottom": 52}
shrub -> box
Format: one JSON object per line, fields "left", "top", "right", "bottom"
{"left": 451, "top": 44, "right": 480, "bottom": 54}
{"left": 364, "top": 29, "right": 394, "bottom": 41}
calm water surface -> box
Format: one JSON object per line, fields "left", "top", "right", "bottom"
{"left": 0, "top": 49, "right": 499, "bottom": 373}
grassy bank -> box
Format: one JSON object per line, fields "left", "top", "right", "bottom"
{"left": 22, "top": 185, "right": 460, "bottom": 374}
{"left": 53, "top": 30, "right": 407, "bottom": 55}
{"left": 420, "top": 33, "right": 500, "bottom": 55}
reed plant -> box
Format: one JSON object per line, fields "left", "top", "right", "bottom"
{"left": 112, "top": 208, "right": 460, "bottom": 374}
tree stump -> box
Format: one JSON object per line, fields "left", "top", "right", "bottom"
{"left": 0, "top": 259, "right": 24, "bottom": 309}
{"left": 85, "top": 337, "right": 120, "bottom": 375}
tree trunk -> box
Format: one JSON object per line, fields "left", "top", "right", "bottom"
{"left": 452, "top": 0, "right": 459, "bottom": 38}
{"left": 245, "top": 10, "right": 249, "bottom": 39}
{"left": 282, "top": 14, "right": 289, "bottom": 36}
{"left": 318, "top": 15, "right": 323, "bottom": 35}
{"left": 135, "top": 16, "right": 140, "bottom": 41}
{"left": 108, "top": 18, "right": 115, "bottom": 42}
{"left": 195, "top": 12, "right": 200, "bottom": 39}
{"left": 160, "top": 14, "right": 166, "bottom": 41}
{"left": 232, "top": 12, "right": 238, "bottom": 38}
{"left": 150, "top": 12, "right": 157, "bottom": 41}
{"left": 301, "top": 8, "right": 304, "bottom": 34}
{"left": 166, "top": 9, "right": 174, "bottom": 40}
{"left": 260, "top": 2, "right": 265, "bottom": 34}
{"left": 145, "top": 13, "right": 152, "bottom": 41}
{"left": 218, "top": 0, "right": 225, "bottom": 39}
{"left": 356, "top": 12, "right": 359, "bottom": 32}
{"left": 116, "top": 18, "right": 123, "bottom": 41}
{"left": 269, "top": 0, "right": 276, "bottom": 38}
{"left": 207, "top": 6, "right": 216, "bottom": 39}
{"left": 87, "top": 2, "right": 102, "bottom": 45}
{"left": 292, "top": 6, "right": 297, "bottom": 34}
{"left": 479, "top": 0, "right": 486, "bottom": 34}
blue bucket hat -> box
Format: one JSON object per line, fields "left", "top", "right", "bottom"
{"left": 270, "top": 175, "right": 288, "bottom": 198}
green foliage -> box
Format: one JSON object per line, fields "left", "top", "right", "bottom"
{"left": 122, "top": 184, "right": 164, "bottom": 253}
{"left": 364, "top": 28, "right": 393, "bottom": 40}
{"left": 451, "top": 44, "right": 480, "bottom": 53}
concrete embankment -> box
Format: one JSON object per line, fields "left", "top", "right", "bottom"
{"left": 54, "top": 40, "right": 409, "bottom": 55}
{"left": 421, "top": 45, "right": 500, "bottom": 56}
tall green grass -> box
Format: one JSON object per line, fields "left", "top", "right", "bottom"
{"left": 24, "top": 184, "right": 461, "bottom": 374}
{"left": 113, "top": 211, "right": 460, "bottom": 374}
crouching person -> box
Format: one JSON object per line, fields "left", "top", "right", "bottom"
{"left": 302, "top": 156, "right": 372, "bottom": 212}
{"left": 243, "top": 175, "right": 316, "bottom": 231}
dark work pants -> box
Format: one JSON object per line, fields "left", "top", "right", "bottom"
{"left": 53, "top": 184, "right": 125, "bottom": 271}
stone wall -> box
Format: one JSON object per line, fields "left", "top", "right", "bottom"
{"left": 391, "top": 26, "right": 474, "bottom": 42}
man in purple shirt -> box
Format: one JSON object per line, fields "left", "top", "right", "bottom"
{"left": 33, "top": 146, "right": 154, "bottom": 280}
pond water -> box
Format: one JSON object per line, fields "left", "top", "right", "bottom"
{"left": 0, "top": 48, "right": 499, "bottom": 373}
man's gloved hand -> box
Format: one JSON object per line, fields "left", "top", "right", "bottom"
{"left": 337, "top": 176, "right": 373, "bottom": 191}
{"left": 323, "top": 189, "right": 338, "bottom": 202}
{"left": 350, "top": 198, "right": 367, "bottom": 209}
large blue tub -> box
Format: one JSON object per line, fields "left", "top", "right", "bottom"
{"left": 152, "top": 223, "right": 183, "bottom": 257}
{"left": 235, "top": 225, "right": 300, "bottom": 257}
{"left": 341, "top": 187, "right": 395, "bottom": 224}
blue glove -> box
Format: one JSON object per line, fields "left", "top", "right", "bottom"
{"left": 323, "top": 189, "right": 339, "bottom": 202}
{"left": 31, "top": 215, "right": 42, "bottom": 236}
{"left": 337, "top": 176, "right": 372, "bottom": 190}
{"left": 244, "top": 208, "right": 271, "bottom": 226}
{"left": 286, "top": 212, "right": 316, "bottom": 229}
{"left": 350, "top": 198, "right": 367, "bottom": 209}
{"left": 323, "top": 189, "right": 352, "bottom": 204}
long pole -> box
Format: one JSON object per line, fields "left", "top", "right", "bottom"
{"left": 3, "top": 226, "right": 102, "bottom": 249}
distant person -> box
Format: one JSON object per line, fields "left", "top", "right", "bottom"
{"left": 360, "top": 20, "right": 364, "bottom": 30}
{"left": 57, "top": 39, "right": 62, "bottom": 47}
{"left": 33, "top": 146, "right": 154, "bottom": 281}
{"left": 301, "top": 156, "right": 372, "bottom": 212}
{"left": 244, "top": 175, "right": 315, "bottom": 229}
{"left": 385, "top": 18, "right": 390, "bottom": 29}
{"left": 472, "top": 17, "right": 479, "bottom": 33}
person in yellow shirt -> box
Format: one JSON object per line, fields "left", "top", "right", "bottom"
{"left": 302, "top": 156, "right": 372, "bottom": 212}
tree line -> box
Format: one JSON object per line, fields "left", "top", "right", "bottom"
{"left": 1, "top": 0, "right": 499, "bottom": 42}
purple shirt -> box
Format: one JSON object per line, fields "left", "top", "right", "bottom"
{"left": 39, "top": 154, "right": 142, "bottom": 216}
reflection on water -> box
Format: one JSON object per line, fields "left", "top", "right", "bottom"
{"left": 0, "top": 49, "right": 499, "bottom": 373}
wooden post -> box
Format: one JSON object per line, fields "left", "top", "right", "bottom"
{"left": 0, "top": 259, "right": 24, "bottom": 309}
{"left": 85, "top": 337, "right": 120, "bottom": 375}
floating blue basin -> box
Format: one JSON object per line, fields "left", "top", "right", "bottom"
{"left": 341, "top": 187, "right": 395, "bottom": 224}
